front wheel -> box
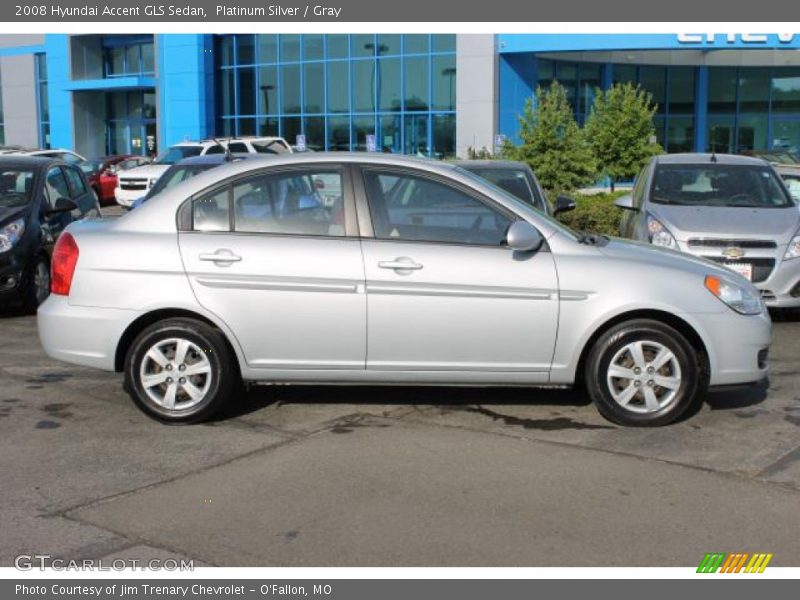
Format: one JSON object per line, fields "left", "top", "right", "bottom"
{"left": 585, "top": 319, "right": 703, "bottom": 427}
{"left": 124, "top": 318, "right": 237, "bottom": 423}
{"left": 24, "top": 255, "right": 50, "bottom": 312}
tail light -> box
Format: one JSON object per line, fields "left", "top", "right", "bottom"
{"left": 51, "top": 233, "right": 79, "bottom": 296}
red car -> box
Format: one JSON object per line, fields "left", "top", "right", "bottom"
{"left": 81, "top": 155, "right": 152, "bottom": 204}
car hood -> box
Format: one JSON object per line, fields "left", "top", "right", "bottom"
{"left": 649, "top": 204, "right": 799, "bottom": 242}
{"left": 599, "top": 236, "right": 741, "bottom": 280}
{"left": 117, "top": 164, "right": 171, "bottom": 179}
{"left": 0, "top": 205, "right": 28, "bottom": 225}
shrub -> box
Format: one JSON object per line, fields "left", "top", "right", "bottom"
{"left": 554, "top": 191, "right": 628, "bottom": 236}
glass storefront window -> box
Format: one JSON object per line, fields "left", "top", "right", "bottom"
{"left": 280, "top": 64, "right": 301, "bottom": 114}
{"left": 666, "top": 116, "right": 694, "bottom": 153}
{"left": 258, "top": 116, "right": 279, "bottom": 137}
{"left": 327, "top": 35, "right": 349, "bottom": 59}
{"left": 257, "top": 65, "right": 278, "bottom": 115}
{"left": 639, "top": 66, "right": 666, "bottom": 114}
{"left": 708, "top": 68, "right": 737, "bottom": 113}
{"left": 432, "top": 114, "right": 456, "bottom": 158}
{"left": 327, "top": 116, "right": 351, "bottom": 150}
{"left": 707, "top": 115, "right": 736, "bottom": 153}
{"left": 738, "top": 68, "right": 770, "bottom": 113}
{"left": 352, "top": 35, "right": 375, "bottom": 58}
{"left": 380, "top": 114, "right": 402, "bottom": 153}
{"left": 433, "top": 55, "right": 456, "bottom": 111}
{"left": 771, "top": 69, "right": 800, "bottom": 113}
{"left": 404, "top": 114, "right": 429, "bottom": 156}
{"left": 612, "top": 64, "right": 636, "bottom": 86}
{"left": 667, "top": 67, "right": 695, "bottom": 114}
{"left": 281, "top": 116, "right": 302, "bottom": 144}
{"left": 280, "top": 35, "right": 301, "bottom": 62}
{"left": 578, "top": 63, "right": 601, "bottom": 115}
{"left": 403, "top": 35, "right": 429, "bottom": 54}
{"left": 737, "top": 114, "right": 768, "bottom": 152}
{"left": 379, "top": 34, "right": 402, "bottom": 56}
{"left": 404, "top": 56, "right": 429, "bottom": 111}
{"left": 304, "top": 63, "right": 324, "bottom": 113}
{"left": 352, "top": 60, "right": 375, "bottom": 112}
{"left": 378, "top": 58, "right": 401, "bottom": 112}
{"left": 257, "top": 35, "right": 278, "bottom": 64}
{"left": 304, "top": 35, "right": 324, "bottom": 61}
{"left": 352, "top": 115, "right": 376, "bottom": 151}
{"left": 432, "top": 34, "right": 456, "bottom": 53}
{"left": 304, "top": 116, "right": 326, "bottom": 150}
{"left": 237, "top": 67, "right": 256, "bottom": 115}
{"left": 327, "top": 62, "right": 349, "bottom": 113}
{"left": 235, "top": 34, "right": 255, "bottom": 65}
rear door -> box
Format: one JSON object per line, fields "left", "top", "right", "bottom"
{"left": 178, "top": 164, "right": 367, "bottom": 371}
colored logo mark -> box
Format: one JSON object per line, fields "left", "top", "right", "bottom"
{"left": 697, "top": 552, "right": 773, "bottom": 573}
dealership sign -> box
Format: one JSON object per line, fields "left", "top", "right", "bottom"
{"left": 677, "top": 33, "right": 797, "bottom": 45}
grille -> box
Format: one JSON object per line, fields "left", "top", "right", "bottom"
{"left": 120, "top": 178, "right": 148, "bottom": 191}
{"left": 704, "top": 257, "right": 775, "bottom": 283}
{"left": 688, "top": 238, "right": 777, "bottom": 249}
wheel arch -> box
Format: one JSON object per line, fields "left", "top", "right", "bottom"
{"left": 574, "top": 309, "right": 711, "bottom": 387}
{"left": 114, "top": 308, "right": 242, "bottom": 374}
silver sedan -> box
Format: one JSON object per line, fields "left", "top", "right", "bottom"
{"left": 38, "top": 154, "right": 771, "bottom": 426}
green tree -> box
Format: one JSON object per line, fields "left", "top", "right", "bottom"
{"left": 584, "top": 82, "right": 662, "bottom": 191}
{"left": 503, "top": 82, "right": 597, "bottom": 194}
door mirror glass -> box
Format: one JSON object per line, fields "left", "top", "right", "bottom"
{"left": 614, "top": 194, "right": 636, "bottom": 211}
{"left": 505, "top": 220, "right": 543, "bottom": 252}
{"left": 553, "top": 195, "right": 577, "bottom": 215}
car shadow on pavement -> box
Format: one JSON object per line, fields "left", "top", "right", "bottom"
{"left": 217, "top": 384, "right": 593, "bottom": 422}
{"left": 0, "top": 306, "right": 33, "bottom": 318}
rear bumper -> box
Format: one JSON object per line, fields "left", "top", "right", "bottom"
{"left": 37, "top": 295, "right": 138, "bottom": 371}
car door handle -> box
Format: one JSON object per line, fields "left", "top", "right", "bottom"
{"left": 199, "top": 251, "right": 242, "bottom": 263}
{"left": 378, "top": 258, "right": 423, "bottom": 271}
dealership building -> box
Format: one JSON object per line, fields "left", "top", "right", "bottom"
{"left": 1, "top": 33, "right": 799, "bottom": 159}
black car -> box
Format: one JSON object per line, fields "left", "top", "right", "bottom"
{"left": 0, "top": 156, "right": 100, "bottom": 310}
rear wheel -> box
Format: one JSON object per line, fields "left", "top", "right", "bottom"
{"left": 585, "top": 319, "right": 702, "bottom": 426}
{"left": 124, "top": 318, "right": 236, "bottom": 423}
{"left": 24, "top": 255, "right": 50, "bottom": 312}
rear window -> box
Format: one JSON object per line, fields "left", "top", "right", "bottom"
{"left": 651, "top": 163, "right": 793, "bottom": 208}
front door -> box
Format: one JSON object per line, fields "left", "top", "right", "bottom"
{"left": 357, "top": 166, "right": 559, "bottom": 380}
{"left": 178, "top": 165, "right": 366, "bottom": 371}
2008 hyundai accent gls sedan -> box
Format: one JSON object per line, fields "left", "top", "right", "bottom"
{"left": 37, "top": 154, "right": 771, "bottom": 427}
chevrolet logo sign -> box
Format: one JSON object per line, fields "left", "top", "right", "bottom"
{"left": 722, "top": 247, "right": 746, "bottom": 259}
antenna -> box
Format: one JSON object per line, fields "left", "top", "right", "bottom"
{"left": 710, "top": 152, "right": 717, "bottom": 163}
{"left": 212, "top": 138, "right": 232, "bottom": 162}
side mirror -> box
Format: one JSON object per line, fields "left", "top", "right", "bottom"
{"left": 614, "top": 194, "right": 637, "bottom": 211}
{"left": 44, "top": 197, "right": 78, "bottom": 216}
{"left": 506, "top": 220, "right": 544, "bottom": 252}
{"left": 553, "top": 195, "right": 576, "bottom": 215}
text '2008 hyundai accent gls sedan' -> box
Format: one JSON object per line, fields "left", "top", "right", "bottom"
{"left": 38, "top": 154, "right": 771, "bottom": 426}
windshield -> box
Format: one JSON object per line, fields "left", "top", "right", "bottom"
{"left": 155, "top": 145, "right": 203, "bottom": 165}
{"left": 651, "top": 164, "right": 794, "bottom": 208}
{"left": 80, "top": 160, "right": 104, "bottom": 175}
{"left": 0, "top": 169, "right": 35, "bottom": 208}
{"left": 148, "top": 164, "right": 215, "bottom": 198}
{"left": 782, "top": 174, "right": 800, "bottom": 201}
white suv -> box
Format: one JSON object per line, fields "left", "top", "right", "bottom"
{"left": 115, "top": 137, "right": 291, "bottom": 207}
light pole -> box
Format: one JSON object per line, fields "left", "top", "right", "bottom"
{"left": 364, "top": 42, "right": 389, "bottom": 150}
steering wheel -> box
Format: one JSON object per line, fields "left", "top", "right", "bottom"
{"left": 726, "top": 193, "right": 754, "bottom": 205}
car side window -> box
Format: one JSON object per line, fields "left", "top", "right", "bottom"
{"left": 64, "top": 166, "right": 87, "bottom": 197}
{"left": 362, "top": 169, "right": 512, "bottom": 246}
{"left": 192, "top": 188, "right": 230, "bottom": 232}
{"left": 44, "top": 167, "right": 71, "bottom": 208}
{"left": 232, "top": 169, "right": 345, "bottom": 237}
{"left": 205, "top": 145, "right": 225, "bottom": 155}
{"left": 227, "top": 142, "right": 248, "bottom": 153}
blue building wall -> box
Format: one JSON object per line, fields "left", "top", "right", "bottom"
{"left": 157, "top": 34, "right": 215, "bottom": 149}
{"left": 44, "top": 34, "right": 73, "bottom": 150}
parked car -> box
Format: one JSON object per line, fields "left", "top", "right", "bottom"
{"left": 131, "top": 153, "right": 260, "bottom": 209}
{"left": 0, "top": 156, "right": 100, "bottom": 309}
{"left": 38, "top": 153, "right": 770, "bottom": 427}
{"left": 774, "top": 163, "right": 800, "bottom": 202}
{"left": 115, "top": 137, "right": 291, "bottom": 208}
{"left": 746, "top": 150, "right": 800, "bottom": 165}
{"left": 10, "top": 148, "right": 87, "bottom": 165}
{"left": 617, "top": 153, "right": 800, "bottom": 309}
{"left": 81, "top": 155, "right": 152, "bottom": 204}
{"left": 452, "top": 160, "right": 561, "bottom": 215}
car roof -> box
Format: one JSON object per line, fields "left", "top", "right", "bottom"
{"left": 655, "top": 153, "right": 769, "bottom": 166}
{"left": 0, "top": 155, "right": 59, "bottom": 169}
{"left": 173, "top": 153, "right": 258, "bottom": 166}
{"left": 450, "top": 160, "right": 529, "bottom": 170}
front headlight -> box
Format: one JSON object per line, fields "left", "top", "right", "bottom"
{"left": 784, "top": 231, "right": 800, "bottom": 260}
{"left": 149, "top": 177, "right": 160, "bottom": 188}
{"left": 705, "top": 274, "right": 763, "bottom": 315}
{"left": 646, "top": 214, "right": 677, "bottom": 249}
{"left": 0, "top": 219, "right": 25, "bottom": 253}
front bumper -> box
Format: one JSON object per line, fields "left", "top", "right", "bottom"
{"left": 698, "top": 307, "right": 771, "bottom": 387}
{"left": 114, "top": 186, "right": 146, "bottom": 208}
{"left": 37, "top": 295, "right": 138, "bottom": 371}
{"left": 0, "top": 250, "right": 29, "bottom": 305}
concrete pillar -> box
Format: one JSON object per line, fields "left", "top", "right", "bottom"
{"left": 455, "top": 34, "right": 497, "bottom": 158}
{"left": 0, "top": 54, "right": 39, "bottom": 148}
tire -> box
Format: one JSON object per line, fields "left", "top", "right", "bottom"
{"left": 24, "top": 255, "right": 50, "bottom": 312}
{"left": 585, "top": 319, "right": 703, "bottom": 427}
{"left": 123, "top": 318, "right": 237, "bottom": 423}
